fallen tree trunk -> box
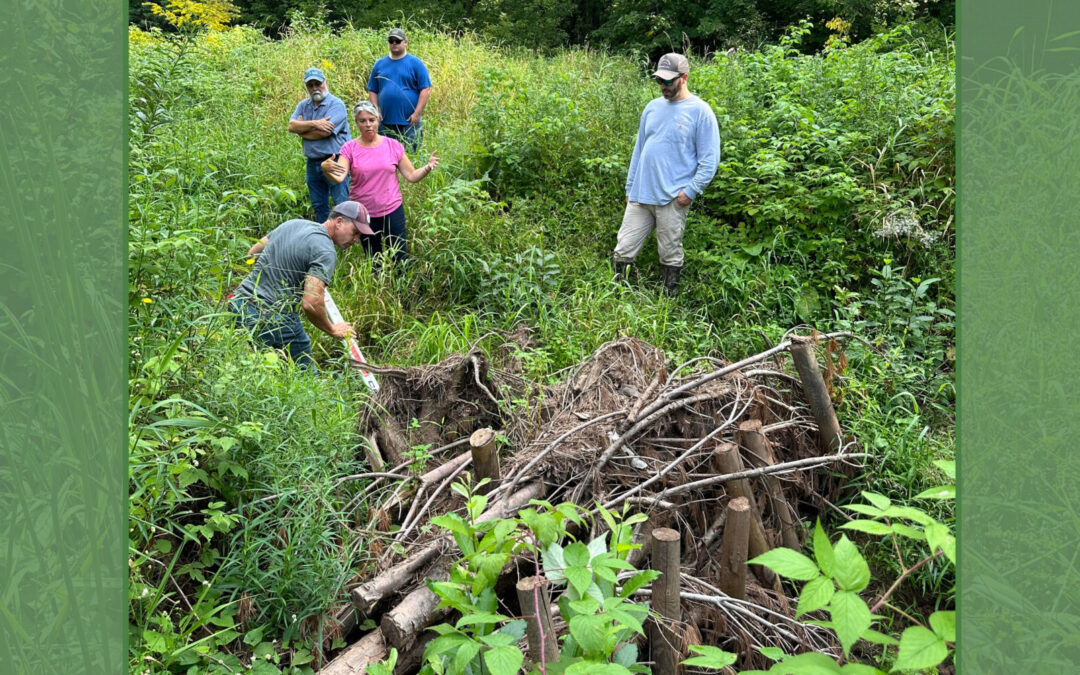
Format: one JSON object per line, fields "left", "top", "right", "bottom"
{"left": 318, "top": 627, "right": 387, "bottom": 675}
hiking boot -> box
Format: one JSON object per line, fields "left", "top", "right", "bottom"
{"left": 612, "top": 256, "right": 633, "bottom": 283}
{"left": 661, "top": 264, "right": 682, "bottom": 297}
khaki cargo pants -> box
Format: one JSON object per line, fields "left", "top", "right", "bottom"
{"left": 612, "top": 199, "right": 689, "bottom": 267}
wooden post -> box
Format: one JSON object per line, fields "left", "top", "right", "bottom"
{"left": 718, "top": 497, "right": 750, "bottom": 600}
{"left": 713, "top": 442, "right": 776, "bottom": 587}
{"left": 648, "top": 527, "right": 682, "bottom": 675}
{"left": 469, "top": 427, "right": 500, "bottom": 495}
{"left": 789, "top": 336, "right": 843, "bottom": 453}
{"left": 736, "top": 420, "right": 801, "bottom": 550}
{"left": 516, "top": 576, "right": 559, "bottom": 667}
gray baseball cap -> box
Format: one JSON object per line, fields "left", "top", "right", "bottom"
{"left": 303, "top": 67, "right": 326, "bottom": 83}
{"left": 653, "top": 53, "right": 689, "bottom": 79}
{"left": 388, "top": 28, "right": 406, "bottom": 41}
{"left": 331, "top": 201, "right": 375, "bottom": 235}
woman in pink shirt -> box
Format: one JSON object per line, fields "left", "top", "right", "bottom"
{"left": 325, "top": 101, "right": 438, "bottom": 265}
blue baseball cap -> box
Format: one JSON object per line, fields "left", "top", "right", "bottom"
{"left": 303, "top": 67, "right": 325, "bottom": 83}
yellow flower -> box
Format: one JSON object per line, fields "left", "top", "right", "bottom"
{"left": 321, "top": 59, "right": 333, "bottom": 73}
{"left": 246, "top": 258, "right": 255, "bottom": 265}
{"left": 142, "top": 298, "right": 153, "bottom": 304}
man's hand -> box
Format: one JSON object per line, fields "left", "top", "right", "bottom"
{"left": 407, "top": 110, "right": 421, "bottom": 126}
{"left": 325, "top": 162, "right": 347, "bottom": 181}
{"left": 328, "top": 322, "right": 353, "bottom": 339}
{"left": 676, "top": 190, "right": 692, "bottom": 207}
{"left": 312, "top": 116, "right": 334, "bottom": 133}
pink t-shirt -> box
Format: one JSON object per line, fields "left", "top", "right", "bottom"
{"left": 339, "top": 136, "right": 405, "bottom": 218}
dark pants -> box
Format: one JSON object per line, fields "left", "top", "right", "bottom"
{"left": 306, "top": 157, "right": 350, "bottom": 223}
{"left": 379, "top": 122, "right": 422, "bottom": 153}
{"left": 362, "top": 203, "right": 408, "bottom": 267}
{"left": 230, "top": 297, "right": 315, "bottom": 369}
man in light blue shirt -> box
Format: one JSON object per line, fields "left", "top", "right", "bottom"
{"left": 289, "top": 67, "right": 351, "bottom": 222}
{"left": 613, "top": 53, "right": 720, "bottom": 296}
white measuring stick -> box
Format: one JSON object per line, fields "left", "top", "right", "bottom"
{"left": 323, "top": 289, "right": 380, "bottom": 392}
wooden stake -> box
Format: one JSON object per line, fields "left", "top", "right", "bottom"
{"left": 364, "top": 433, "right": 385, "bottom": 471}
{"left": 516, "top": 576, "right": 559, "bottom": 667}
{"left": 736, "top": 420, "right": 801, "bottom": 550}
{"left": 648, "top": 527, "right": 682, "bottom": 675}
{"left": 718, "top": 497, "right": 750, "bottom": 600}
{"left": 469, "top": 427, "right": 500, "bottom": 495}
{"left": 789, "top": 337, "right": 843, "bottom": 453}
{"left": 713, "top": 442, "right": 776, "bottom": 587}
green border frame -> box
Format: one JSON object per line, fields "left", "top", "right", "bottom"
{"left": 0, "top": 0, "right": 126, "bottom": 672}
{"left": 959, "top": 0, "right": 1080, "bottom": 671}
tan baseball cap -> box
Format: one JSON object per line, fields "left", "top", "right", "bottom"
{"left": 653, "top": 53, "right": 689, "bottom": 79}
{"left": 332, "top": 201, "right": 375, "bottom": 235}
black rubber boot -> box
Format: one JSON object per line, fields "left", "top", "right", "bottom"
{"left": 661, "top": 264, "right": 682, "bottom": 297}
{"left": 612, "top": 256, "right": 633, "bottom": 283}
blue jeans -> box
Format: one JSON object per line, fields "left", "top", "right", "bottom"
{"left": 362, "top": 203, "right": 408, "bottom": 267}
{"left": 379, "top": 122, "right": 422, "bottom": 153}
{"left": 306, "top": 158, "right": 350, "bottom": 223}
{"left": 230, "top": 297, "right": 315, "bottom": 369}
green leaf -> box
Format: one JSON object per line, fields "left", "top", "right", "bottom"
{"left": 813, "top": 520, "right": 835, "bottom": 578}
{"left": 478, "top": 632, "right": 517, "bottom": 648}
{"left": 840, "top": 520, "right": 893, "bottom": 536}
{"left": 925, "top": 521, "right": 956, "bottom": 563}
{"left": 861, "top": 492, "right": 891, "bottom": 510}
{"left": 796, "top": 576, "right": 835, "bottom": 618}
{"left": 569, "top": 614, "right": 614, "bottom": 656}
{"left": 456, "top": 612, "right": 507, "bottom": 628}
{"left": 452, "top": 639, "right": 482, "bottom": 673}
{"left": 889, "top": 523, "right": 926, "bottom": 540}
{"left": 482, "top": 645, "right": 524, "bottom": 674}
{"left": 881, "top": 505, "right": 933, "bottom": 525}
{"left": 860, "top": 629, "right": 899, "bottom": 646}
{"left": 839, "top": 664, "right": 887, "bottom": 674}
{"left": 565, "top": 662, "right": 633, "bottom": 675}
{"left": 914, "top": 485, "right": 955, "bottom": 500}
{"left": 932, "top": 460, "right": 955, "bottom": 479}
{"left": 619, "top": 570, "right": 661, "bottom": 598}
{"left": 613, "top": 642, "right": 637, "bottom": 667}
{"left": 843, "top": 504, "right": 886, "bottom": 518}
{"left": 565, "top": 566, "right": 594, "bottom": 598}
{"left": 243, "top": 627, "right": 264, "bottom": 646}
{"left": 565, "top": 541, "right": 591, "bottom": 567}
{"left": 772, "top": 652, "right": 842, "bottom": 674}
{"left": 829, "top": 590, "right": 872, "bottom": 657}
{"left": 893, "top": 626, "right": 948, "bottom": 671}
{"left": 748, "top": 548, "right": 820, "bottom": 580}
{"left": 831, "top": 536, "right": 871, "bottom": 592}
{"left": 681, "top": 644, "right": 738, "bottom": 668}
{"left": 929, "top": 611, "right": 956, "bottom": 642}
{"left": 757, "top": 646, "right": 786, "bottom": 661}
{"left": 142, "top": 629, "right": 167, "bottom": 654}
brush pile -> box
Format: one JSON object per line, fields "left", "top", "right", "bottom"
{"left": 322, "top": 331, "right": 869, "bottom": 673}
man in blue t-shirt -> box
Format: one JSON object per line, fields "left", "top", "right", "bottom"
{"left": 289, "top": 67, "right": 351, "bottom": 222}
{"left": 366, "top": 28, "right": 432, "bottom": 152}
{"left": 613, "top": 53, "right": 721, "bottom": 297}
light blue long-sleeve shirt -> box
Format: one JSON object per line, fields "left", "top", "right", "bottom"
{"left": 625, "top": 95, "right": 721, "bottom": 204}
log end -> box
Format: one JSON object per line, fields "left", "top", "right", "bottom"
{"left": 469, "top": 427, "right": 497, "bottom": 448}
{"left": 651, "top": 527, "right": 681, "bottom": 543}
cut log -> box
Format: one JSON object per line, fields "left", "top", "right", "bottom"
{"left": 318, "top": 628, "right": 387, "bottom": 675}
{"left": 469, "top": 427, "right": 500, "bottom": 495}
{"left": 517, "top": 576, "right": 559, "bottom": 666}
{"left": 789, "top": 337, "right": 843, "bottom": 453}
{"left": 718, "top": 497, "right": 750, "bottom": 600}
{"left": 648, "top": 527, "right": 682, "bottom": 675}
{"left": 713, "top": 442, "right": 776, "bottom": 587}
{"left": 380, "top": 569, "right": 450, "bottom": 651}
{"left": 352, "top": 543, "right": 445, "bottom": 617}
{"left": 737, "top": 420, "right": 801, "bottom": 550}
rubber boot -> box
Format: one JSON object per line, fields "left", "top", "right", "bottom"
{"left": 661, "top": 264, "right": 682, "bottom": 297}
{"left": 612, "top": 256, "right": 633, "bottom": 283}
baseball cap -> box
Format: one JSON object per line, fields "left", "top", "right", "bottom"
{"left": 303, "top": 67, "right": 326, "bottom": 83}
{"left": 388, "top": 28, "right": 406, "bottom": 41}
{"left": 332, "top": 201, "right": 375, "bottom": 235}
{"left": 653, "top": 53, "right": 689, "bottom": 79}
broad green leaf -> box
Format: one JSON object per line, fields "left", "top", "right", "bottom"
{"left": 478, "top": 632, "right": 517, "bottom": 648}
{"left": 839, "top": 664, "right": 887, "bottom": 674}
{"left": 772, "top": 651, "right": 842, "bottom": 674}
{"left": 893, "top": 626, "right": 948, "bottom": 671}
{"left": 861, "top": 629, "right": 899, "bottom": 646}
{"left": 569, "top": 596, "right": 601, "bottom": 615}
{"left": 587, "top": 534, "right": 609, "bottom": 559}
{"left": 681, "top": 644, "right": 738, "bottom": 668}
{"left": 482, "top": 645, "right": 524, "bottom": 674}
{"left": 619, "top": 570, "right": 661, "bottom": 598}
{"left": 831, "top": 536, "right": 871, "bottom": 592}
{"left": 929, "top": 611, "right": 956, "bottom": 642}
{"left": 748, "top": 548, "right": 820, "bottom": 580}
{"left": 497, "top": 619, "right": 527, "bottom": 642}
{"left": 758, "top": 646, "right": 786, "bottom": 661}
{"left": 840, "top": 520, "right": 893, "bottom": 536}
{"left": 430, "top": 514, "right": 471, "bottom": 537}
{"left": 565, "top": 566, "right": 594, "bottom": 597}
{"left": 565, "top": 541, "right": 592, "bottom": 567}
{"left": 843, "top": 504, "right": 885, "bottom": 518}
{"left": 543, "top": 542, "right": 567, "bottom": 581}
{"left": 932, "top": 459, "right": 955, "bottom": 479}
{"left": 813, "top": 520, "right": 835, "bottom": 578}
{"left": 142, "top": 630, "right": 167, "bottom": 654}
{"left": 889, "top": 523, "right": 926, "bottom": 540}
{"left": 613, "top": 642, "right": 637, "bottom": 667}
{"left": 569, "top": 614, "right": 614, "bottom": 656}
{"left": 925, "top": 521, "right": 956, "bottom": 563}
{"left": 829, "top": 590, "right": 872, "bottom": 657}
{"left": 881, "top": 505, "right": 933, "bottom": 525}
{"left": 452, "top": 639, "right": 482, "bottom": 672}
{"left": 456, "top": 612, "right": 507, "bottom": 629}
{"left": 565, "top": 662, "right": 633, "bottom": 675}
{"left": 914, "top": 485, "right": 955, "bottom": 500}
{"left": 796, "top": 576, "right": 835, "bottom": 618}
{"left": 450, "top": 482, "right": 471, "bottom": 500}
{"left": 861, "top": 491, "right": 891, "bottom": 510}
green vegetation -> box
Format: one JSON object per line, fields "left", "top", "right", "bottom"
{"left": 129, "top": 13, "right": 954, "bottom": 673}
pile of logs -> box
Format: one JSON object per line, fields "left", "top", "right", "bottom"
{"left": 322, "top": 332, "right": 867, "bottom": 673}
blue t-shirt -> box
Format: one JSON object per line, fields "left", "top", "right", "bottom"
{"left": 367, "top": 54, "right": 432, "bottom": 126}
{"left": 625, "top": 95, "right": 721, "bottom": 205}
{"left": 290, "top": 92, "right": 351, "bottom": 159}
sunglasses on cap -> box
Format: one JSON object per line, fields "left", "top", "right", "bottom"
{"left": 388, "top": 37, "right": 404, "bottom": 44}
{"left": 655, "top": 75, "right": 681, "bottom": 86}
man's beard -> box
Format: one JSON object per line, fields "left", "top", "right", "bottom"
{"left": 311, "top": 90, "right": 327, "bottom": 104}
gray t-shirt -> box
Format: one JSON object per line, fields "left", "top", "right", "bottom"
{"left": 235, "top": 219, "right": 337, "bottom": 311}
